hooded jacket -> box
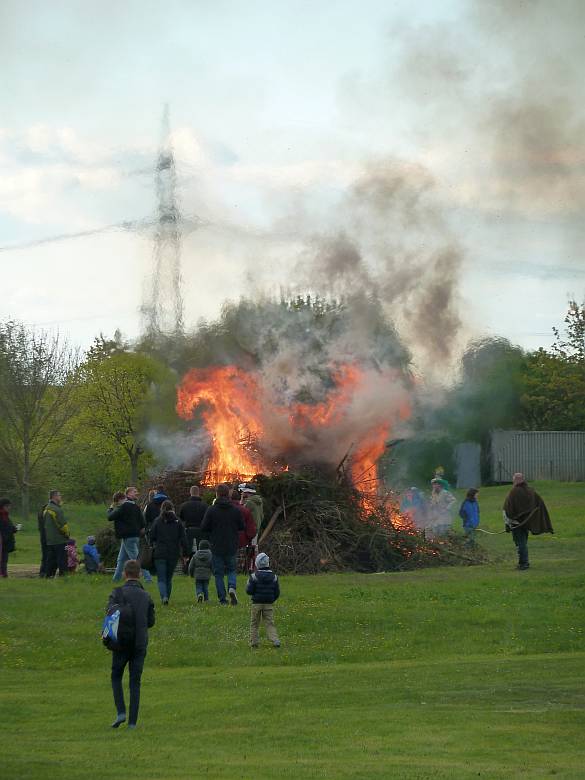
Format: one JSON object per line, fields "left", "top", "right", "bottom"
{"left": 188, "top": 543, "right": 213, "bottom": 580}
{"left": 145, "top": 492, "right": 169, "bottom": 529}
{"left": 150, "top": 511, "right": 189, "bottom": 561}
{"left": 107, "top": 579, "right": 155, "bottom": 652}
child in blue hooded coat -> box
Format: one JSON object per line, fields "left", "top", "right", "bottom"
{"left": 459, "top": 488, "right": 480, "bottom": 546}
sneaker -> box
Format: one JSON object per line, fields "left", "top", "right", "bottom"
{"left": 197, "top": 593, "right": 204, "bottom": 603}
{"left": 111, "top": 713, "right": 126, "bottom": 728}
{"left": 228, "top": 587, "right": 238, "bottom": 606}
{"left": 219, "top": 600, "right": 228, "bottom": 606}
{"left": 273, "top": 641, "right": 281, "bottom": 648}
{"left": 162, "top": 597, "right": 169, "bottom": 605}
{"left": 250, "top": 643, "right": 259, "bottom": 649}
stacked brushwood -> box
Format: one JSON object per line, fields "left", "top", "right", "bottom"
{"left": 254, "top": 470, "right": 487, "bottom": 574}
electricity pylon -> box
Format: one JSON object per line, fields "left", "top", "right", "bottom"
{"left": 141, "top": 105, "right": 185, "bottom": 337}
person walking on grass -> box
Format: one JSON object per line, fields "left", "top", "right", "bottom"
{"left": 44, "top": 490, "right": 70, "bottom": 577}
{"left": 37, "top": 501, "right": 48, "bottom": 577}
{"left": 188, "top": 538, "right": 213, "bottom": 602}
{"left": 108, "top": 488, "right": 147, "bottom": 583}
{"left": 201, "top": 483, "right": 244, "bottom": 606}
{"left": 246, "top": 552, "right": 281, "bottom": 648}
{"left": 179, "top": 485, "right": 208, "bottom": 559}
{"left": 108, "top": 559, "right": 155, "bottom": 730}
{"left": 0, "top": 499, "right": 19, "bottom": 578}
{"left": 149, "top": 499, "right": 189, "bottom": 605}
{"left": 458, "top": 488, "right": 480, "bottom": 547}
{"left": 504, "top": 473, "right": 554, "bottom": 570}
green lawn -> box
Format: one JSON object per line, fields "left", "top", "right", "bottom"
{"left": 1, "top": 482, "right": 584, "bottom": 778}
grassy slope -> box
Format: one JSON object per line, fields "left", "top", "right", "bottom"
{"left": 1, "top": 482, "right": 584, "bottom": 779}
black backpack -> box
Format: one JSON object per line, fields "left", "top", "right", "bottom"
{"left": 101, "top": 588, "right": 136, "bottom": 652}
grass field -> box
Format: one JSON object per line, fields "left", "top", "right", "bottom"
{"left": 1, "top": 482, "right": 584, "bottom": 779}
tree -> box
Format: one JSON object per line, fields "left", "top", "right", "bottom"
{"left": 80, "top": 342, "right": 172, "bottom": 484}
{"left": 0, "top": 321, "right": 80, "bottom": 518}
{"left": 552, "top": 299, "right": 585, "bottom": 362}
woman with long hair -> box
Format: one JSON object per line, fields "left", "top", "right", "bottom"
{"left": 149, "top": 499, "right": 189, "bottom": 604}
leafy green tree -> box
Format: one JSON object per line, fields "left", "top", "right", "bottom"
{"left": 0, "top": 321, "right": 80, "bottom": 518}
{"left": 80, "top": 342, "right": 173, "bottom": 484}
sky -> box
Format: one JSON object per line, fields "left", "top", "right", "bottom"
{"left": 1, "top": 0, "right": 583, "bottom": 363}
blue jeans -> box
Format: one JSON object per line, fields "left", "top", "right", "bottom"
{"left": 113, "top": 537, "right": 152, "bottom": 582}
{"left": 155, "top": 558, "right": 176, "bottom": 601}
{"left": 196, "top": 579, "right": 209, "bottom": 601}
{"left": 212, "top": 553, "right": 237, "bottom": 603}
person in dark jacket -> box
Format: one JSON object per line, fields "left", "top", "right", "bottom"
{"left": 0, "top": 499, "right": 18, "bottom": 578}
{"left": 44, "top": 490, "right": 69, "bottom": 577}
{"left": 108, "top": 487, "right": 146, "bottom": 582}
{"left": 187, "top": 538, "right": 213, "bottom": 602}
{"left": 503, "top": 473, "right": 554, "bottom": 570}
{"left": 179, "top": 485, "right": 208, "bottom": 553}
{"left": 107, "top": 559, "right": 155, "bottom": 729}
{"left": 149, "top": 499, "right": 189, "bottom": 604}
{"left": 201, "top": 483, "right": 245, "bottom": 605}
{"left": 246, "top": 552, "right": 280, "bottom": 648}
{"left": 458, "top": 488, "right": 480, "bottom": 547}
{"left": 144, "top": 486, "right": 169, "bottom": 531}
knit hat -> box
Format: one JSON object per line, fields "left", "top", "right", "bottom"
{"left": 255, "top": 552, "right": 270, "bottom": 569}
{"left": 199, "top": 539, "right": 210, "bottom": 550}
{"left": 87, "top": 535, "right": 96, "bottom": 544}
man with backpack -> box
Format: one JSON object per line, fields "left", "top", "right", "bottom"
{"left": 107, "top": 559, "right": 155, "bottom": 729}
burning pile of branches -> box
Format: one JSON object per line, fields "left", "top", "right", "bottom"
{"left": 254, "top": 471, "right": 486, "bottom": 574}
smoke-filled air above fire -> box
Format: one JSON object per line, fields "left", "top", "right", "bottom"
{"left": 176, "top": 358, "right": 411, "bottom": 490}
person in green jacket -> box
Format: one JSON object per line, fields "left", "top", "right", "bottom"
{"left": 44, "top": 490, "right": 69, "bottom": 577}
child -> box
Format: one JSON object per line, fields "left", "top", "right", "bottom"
{"left": 459, "top": 488, "right": 480, "bottom": 546}
{"left": 246, "top": 552, "right": 280, "bottom": 648}
{"left": 83, "top": 535, "right": 103, "bottom": 573}
{"left": 187, "top": 539, "right": 212, "bottom": 602}
{"left": 65, "top": 538, "right": 79, "bottom": 573}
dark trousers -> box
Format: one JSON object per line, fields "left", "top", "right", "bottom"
{"left": 0, "top": 545, "right": 9, "bottom": 577}
{"left": 111, "top": 648, "right": 146, "bottom": 725}
{"left": 195, "top": 579, "right": 209, "bottom": 600}
{"left": 212, "top": 553, "right": 237, "bottom": 603}
{"left": 39, "top": 533, "right": 48, "bottom": 577}
{"left": 46, "top": 543, "right": 67, "bottom": 577}
{"left": 512, "top": 527, "right": 529, "bottom": 567}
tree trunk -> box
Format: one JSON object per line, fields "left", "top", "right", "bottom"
{"left": 22, "top": 442, "right": 30, "bottom": 520}
{"left": 129, "top": 450, "right": 140, "bottom": 486}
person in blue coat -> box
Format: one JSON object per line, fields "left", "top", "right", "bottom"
{"left": 459, "top": 488, "right": 480, "bottom": 546}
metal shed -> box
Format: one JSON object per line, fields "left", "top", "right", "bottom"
{"left": 490, "top": 430, "right": 585, "bottom": 483}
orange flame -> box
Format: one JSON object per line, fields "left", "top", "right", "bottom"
{"left": 176, "top": 362, "right": 410, "bottom": 491}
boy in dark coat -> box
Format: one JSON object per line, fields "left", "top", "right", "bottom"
{"left": 246, "top": 552, "right": 281, "bottom": 648}
{"left": 188, "top": 539, "right": 213, "bottom": 602}
{"left": 107, "top": 559, "right": 155, "bottom": 729}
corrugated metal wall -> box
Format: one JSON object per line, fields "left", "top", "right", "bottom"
{"left": 490, "top": 430, "right": 585, "bottom": 482}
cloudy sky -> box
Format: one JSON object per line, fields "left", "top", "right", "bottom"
{"left": 1, "top": 0, "right": 583, "bottom": 360}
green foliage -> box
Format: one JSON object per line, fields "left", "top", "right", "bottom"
{"left": 79, "top": 341, "right": 175, "bottom": 483}
{"left": 520, "top": 348, "right": 585, "bottom": 430}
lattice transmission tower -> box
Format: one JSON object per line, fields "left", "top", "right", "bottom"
{"left": 141, "top": 105, "right": 185, "bottom": 337}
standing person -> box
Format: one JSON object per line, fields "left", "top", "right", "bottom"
{"left": 201, "top": 483, "right": 245, "bottom": 605}
{"left": 108, "top": 559, "right": 155, "bottom": 729}
{"left": 230, "top": 487, "right": 256, "bottom": 574}
{"left": 504, "top": 473, "right": 554, "bottom": 570}
{"left": 149, "top": 500, "right": 189, "bottom": 605}
{"left": 459, "top": 488, "right": 480, "bottom": 547}
{"left": 108, "top": 487, "right": 146, "bottom": 582}
{"left": 83, "top": 535, "right": 103, "bottom": 573}
{"left": 144, "top": 485, "right": 169, "bottom": 532}
{"left": 246, "top": 552, "right": 281, "bottom": 648}
{"left": 241, "top": 484, "right": 263, "bottom": 572}
{"left": 188, "top": 538, "right": 213, "bottom": 602}
{"left": 179, "top": 486, "right": 208, "bottom": 555}
{"left": 44, "top": 490, "right": 70, "bottom": 577}
{"left": 37, "top": 501, "right": 48, "bottom": 577}
{"left": 0, "top": 499, "right": 18, "bottom": 578}
{"left": 428, "top": 479, "right": 456, "bottom": 536}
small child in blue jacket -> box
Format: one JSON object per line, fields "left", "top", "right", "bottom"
{"left": 246, "top": 552, "right": 280, "bottom": 648}
{"left": 459, "top": 488, "right": 480, "bottom": 546}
